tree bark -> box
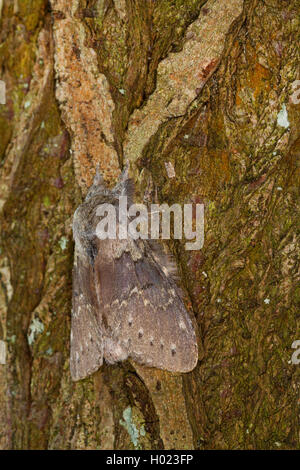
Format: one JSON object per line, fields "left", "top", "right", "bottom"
{"left": 0, "top": 0, "right": 299, "bottom": 450}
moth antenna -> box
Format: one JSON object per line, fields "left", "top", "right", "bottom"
{"left": 119, "top": 160, "right": 130, "bottom": 184}
{"left": 113, "top": 160, "right": 134, "bottom": 200}
{"left": 85, "top": 164, "right": 107, "bottom": 200}
{"left": 93, "top": 164, "right": 105, "bottom": 186}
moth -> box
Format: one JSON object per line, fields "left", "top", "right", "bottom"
{"left": 71, "top": 165, "right": 198, "bottom": 381}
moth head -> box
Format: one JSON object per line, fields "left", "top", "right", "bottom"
{"left": 85, "top": 162, "right": 133, "bottom": 204}
{"left": 85, "top": 166, "right": 110, "bottom": 201}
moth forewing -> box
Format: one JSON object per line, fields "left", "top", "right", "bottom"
{"left": 70, "top": 246, "right": 104, "bottom": 381}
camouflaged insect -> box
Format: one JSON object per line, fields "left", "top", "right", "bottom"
{"left": 71, "top": 165, "right": 198, "bottom": 381}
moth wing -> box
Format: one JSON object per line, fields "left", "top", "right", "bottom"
{"left": 70, "top": 250, "right": 103, "bottom": 381}
{"left": 94, "top": 238, "right": 198, "bottom": 373}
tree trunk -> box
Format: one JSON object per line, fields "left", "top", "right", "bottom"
{"left": 0, "top": 0, "right": 299, "bottom": 450}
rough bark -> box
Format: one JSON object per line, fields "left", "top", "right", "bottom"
{"left": 0, "top": 0, "right": 299, "bottom": 450}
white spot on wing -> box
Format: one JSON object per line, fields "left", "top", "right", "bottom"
{"left": 129, "top": 286, "right": 139, "bottom": 296}
{"left": 162, "top": 266, "right": 169, "bottom": 276}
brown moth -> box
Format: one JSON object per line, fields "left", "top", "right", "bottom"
{"left": 71, "top": 166, "right": 198, "bottom": 381}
